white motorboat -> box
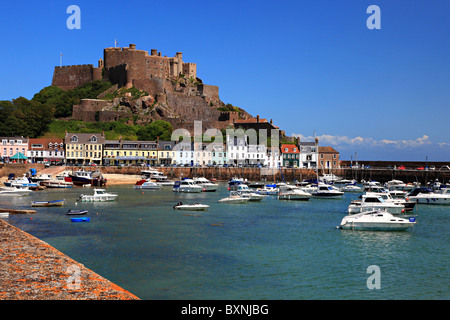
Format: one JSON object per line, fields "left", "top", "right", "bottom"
{"left": 0, "top": 186, "right": 33, "bottom": 196}
{"left": 193, "top": 177, "right": 219, "bottom": 192}
{"left": 134, "top": 180, "right": 162, "bottom": 189}
{"left": 407, "top": 187, "right": 450, "bottom": 205}
{"left": 5, "top": 174, "right": 39, "bottom": 189}
{"left": 277, "top": 184, "right": 311, "bottom": 201}
{"left": 141, "top": 168, "right": 167, "bottom": 180}
{"left": 79, "top": 189, "right": 118, "bottom": 202}
{"left": 340, "top": 184, "right": 363, "bottom": 193}
{"left": 30, "top": 173, "right": 53, "bottom": 184}
{"left": 236, "top": 184, "right": 265, "bottom": 201}
{"left": 319, "top": 173, "right": 342, "bottom": 184}
{"left": 218, "top": 191, "right": 249, "bottom": 204}
{"left": 312, "top": 184, "right": 344, "bottom": 199}
{"left": 0, "top": 212, "right": 10, "bottom": 218}
{"left": 40, "top": 179, "right": 74, "bottom": 188}
{"left": 172, "top": 179, "right": 203, "bottom": 193}
{"left": 339, "top": 210, "right": 416, "bottom": 231}
{"left": 173, "top": 202, "right": 209, "bottom": 211}
{"left": 369, "top": 192, "right": 416, "bottom": 212}
{"left": 348, "top": 194, "right": 405, "bottom": 215}
{"left": 256, "top": 184, "right": 279, "bottom": 195}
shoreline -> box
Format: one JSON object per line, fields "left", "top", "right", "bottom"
{"left": 0, "top": 219, "right": 140, "bottom": 300}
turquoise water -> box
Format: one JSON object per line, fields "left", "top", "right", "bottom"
{"left": 2, "top": 183, "right": 449, "bottom": 300}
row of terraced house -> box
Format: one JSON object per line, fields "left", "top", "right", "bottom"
{"left": 0, "top": 133, "right": 340, "bottom": 169}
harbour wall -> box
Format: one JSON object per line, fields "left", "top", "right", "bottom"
{"left": 1, "top": 163, "right": 448, "bottom": 185}
{"left": 81, "top": 166, "right": 450, "bottom": 184}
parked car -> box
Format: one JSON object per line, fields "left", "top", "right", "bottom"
{"left": 429, "top": 166, "right": 435, "bottom": 170}
{"left": 398, "top": 165, "right": 406, "bottom": 170}
{"left": 439, "top": 165, "right": 450, "bottom": 171}
{"left": 417, "top": 166, "right": 424, "bottom": 170}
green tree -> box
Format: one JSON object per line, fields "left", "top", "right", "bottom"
{"left": 136, "top": 120, "right": 173, "bottom": 141}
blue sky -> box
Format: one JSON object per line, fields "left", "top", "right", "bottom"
{"left": 0, "top": 0, "right": 449, "bottom": 161}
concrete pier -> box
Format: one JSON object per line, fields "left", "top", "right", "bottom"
{"left": 0, "top": 219, "right": 139, "bottom": 300}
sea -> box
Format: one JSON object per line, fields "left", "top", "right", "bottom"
{"left": 1, "top": 183, "right": 449, "bottom": 300}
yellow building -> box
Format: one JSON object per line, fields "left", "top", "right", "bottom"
{"left": 65, "top": 132, "right": 105, "bottom": 165}
{"left": 103, "top": 140, "right": 159, "bottom": 166}
{"left": 157, "top": 141, "right": 176, "bottom": 165}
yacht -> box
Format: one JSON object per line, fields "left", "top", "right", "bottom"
{"left": 278, "top": 184, "right": 311, "bottom": 201}
{"left": 172, "top": 179, "right": 203, "bottom": 193}
{"left": 193, "top": 177, "right": 219, "bottom": 192}
{"left": 311, "top": 184, "right": 344, "bottom": 199}
{"left": 348, "top": 194, "right": 405, "bottom": 215}
{"left": 407, "top": 187, "right": 450, "bottom": 205}
{"left": 78, "top": 189, "right": 118, "bottom": 202}
{"left": 339, "top": 210, "right": 416, "bottom": 231}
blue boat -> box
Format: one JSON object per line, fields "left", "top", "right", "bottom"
{"left": 70, "top": 217, "right": 91, "bottom": 222}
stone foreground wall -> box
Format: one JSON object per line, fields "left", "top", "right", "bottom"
{"left": 0, "top": 219, "right": 139, "bottom": 300}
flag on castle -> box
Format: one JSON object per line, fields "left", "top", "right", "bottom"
{"left": 115, "top": 39, "right": 118, "bottom": 47}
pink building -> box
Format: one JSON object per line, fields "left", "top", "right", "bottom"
{"left": 0, "top": 137, "right": 29, "bottom": 162}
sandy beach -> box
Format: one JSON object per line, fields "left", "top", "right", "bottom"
{"left": 103, "top": 174, "right": 142, "bottom": 185}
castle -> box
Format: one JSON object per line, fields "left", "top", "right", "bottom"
{"left": 51, "top": 43, "right": 278, "bottom": 135}
{"left": 52, "top": 43, "right": 197, "bottom": 91}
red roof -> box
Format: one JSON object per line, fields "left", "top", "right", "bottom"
{"left": 280, "top": 144, "right": 299, "bottom": 154}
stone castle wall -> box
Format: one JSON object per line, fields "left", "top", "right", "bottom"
{"left": 51, "top": 64, "right": 102, "bottom": 90}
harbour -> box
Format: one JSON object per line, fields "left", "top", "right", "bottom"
{"left": 1, "top": 174, "right": 449, "bottom": 300}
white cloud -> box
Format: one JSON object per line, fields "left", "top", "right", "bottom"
{"left": 292, "top": 134, "right": 439, "bottom": 149}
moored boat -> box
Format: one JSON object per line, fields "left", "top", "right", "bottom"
{"left": 173, "top": 202, "right": 209, "bottom": 211}
{"left": 348, "top": 194, "right": 405, "bottom": 214}
{"left": 66, "top": 209, "right": 88, "bottom": 215}
{"left": 0, "top": 212, "right": 10, "bottom": 218}
{"left": 79, "top": 189, "right": 118, "bottom": 202}
{"left": 0, "top": 186, "right": 33, "bottom": 196}
{"left": 172, "top": 179, "right": 203, "bottom": 193}
{"left": 339, "top": 210, "right": 416, "bottom": 231}
{"left": 134, "top": 179, "right": 162, "bottom": 189}
{"left": 68, "top": 170, "right": 107, "bottom": 186}
{"left": 236, "top": 184, "right": 265, "bottom": 201}
{"left": 70, "top": 217, "right": 91, "bottom": 222}
{"left": 277, "top": 184, "right": 311, "bottom": 201}
{"left": 193, "top": 177, "right": 219, "bottom": 192}
{"left": 312, "top": 184, "right": 344, "bottom": 199}
{"left": 40, "top": 179, "right": 74, "bottom": 188}
{"left": 218, "top": 191, "right": 249, "bottom": 204}
{"left": 31, "top": 199, "right": 65, "bottom": 207}
{"left": 407, "top": 187, "right": 450, "bottom": 205}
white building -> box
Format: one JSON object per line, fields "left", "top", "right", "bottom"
{"left": 298, "top": 140, "right": 318, "bottom": 169}
{"left": 226, "top": 134, "right": 267, "bottom": 166}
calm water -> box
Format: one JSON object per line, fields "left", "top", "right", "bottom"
{"left": 2, "top": 183, "right": 449, "bottom": 300}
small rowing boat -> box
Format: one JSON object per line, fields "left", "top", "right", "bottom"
{"left": 70, "top": 217, "right": 91, "bottom": 222}
{"left": 66, "top": 209, "right": 88, "bottom": 215}
{"left": 31, "top": 199, "right": 65, "bottom": 207}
